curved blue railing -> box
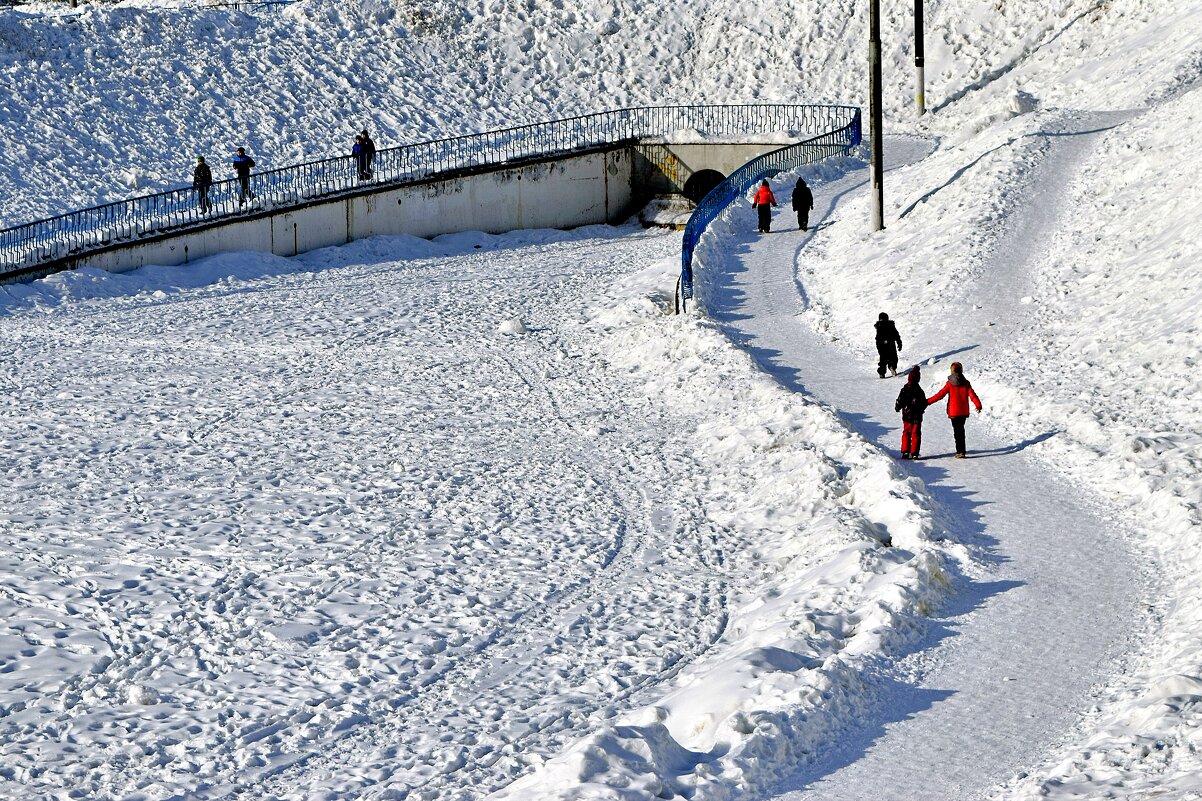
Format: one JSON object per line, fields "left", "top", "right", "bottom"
{"left": 1, "top": 105, "right": 857, "bottom": 281}
{"left": 679, "top": 107, "right": 862, "bottom": 311}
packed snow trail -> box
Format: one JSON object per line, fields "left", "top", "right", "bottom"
{"left": 699, "top": 129, "right": 1151, "bottom": 800}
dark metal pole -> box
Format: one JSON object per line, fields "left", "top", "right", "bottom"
{"left": 870, "top": 0, "right": 885, "bottom": 231}
{"left": 915, "top": 0, "right": 926, "bottom": 115}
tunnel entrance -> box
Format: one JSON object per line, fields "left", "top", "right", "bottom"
{"left": 683, "top": 169, "right": 726, "bottom": 203}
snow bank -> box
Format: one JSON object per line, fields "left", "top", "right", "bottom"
{"left": 984, "top": 80, "right": 1202, "bottom": 801}
{"left": 774, "top": 58, "right": 1202, "bottom": 801}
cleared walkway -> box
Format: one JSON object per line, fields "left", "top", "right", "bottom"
{"left": 703, "top": 130, "right": 1150, "bottom": 800}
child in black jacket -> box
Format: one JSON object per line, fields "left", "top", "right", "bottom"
{"left": 894, "top": 366, "right": 927, "bottom": 459}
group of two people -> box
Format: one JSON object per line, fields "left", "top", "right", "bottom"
{"left": 190, "top": 130, "right": 376, "bottom": 213}
{"left": 878, "top": 313, "right": 984, "bottom": 460}
{"left": 751, "top": 178, "right": 814, "bottom": 233}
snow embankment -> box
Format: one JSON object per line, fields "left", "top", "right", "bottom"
{"left": 986, "top": 78, "right": 1202, "bottom": 801}
{"left": 491, "top": 251, "right": 967, "bottom": 797}
{"left": 0, "top": 0, "right": 1174, "bottom": 229}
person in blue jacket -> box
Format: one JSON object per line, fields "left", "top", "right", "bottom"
{"left": 233, "top": 147, "right": 257, "bottom": 204}
{"left": 353, "top": 135, "right": 369, "bottom": 180}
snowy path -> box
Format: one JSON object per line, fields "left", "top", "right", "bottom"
{"left": 701, "top": 128, "right": 1151, "bottom": 800}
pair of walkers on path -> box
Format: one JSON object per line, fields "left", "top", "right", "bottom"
{"left": 190, "top": 130, "right": 377, "bottom": 212}
{"left": 884, "top": 314, "right": 983, "bottom": 460}
{"left": 750, "top": 178, "right": 814, "bottom": 233}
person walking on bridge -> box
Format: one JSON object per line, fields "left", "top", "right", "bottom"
{"left": 752, "top": 179, "right": 777, "bottom": 233}
{"left": 875, "top": 312, "right": 903, "bottom": 378}
{"left": 359, "top": 129, "right": 376, "bottom": 178}
{"left": 792, "top": 177, "right": 814, "bottom": 231}
{"left": 927, "top": 361, "right": 983, "bottom": 458}
{"left": 353, "top": 135, "right": 368, "bottom": 180}
{"left": 192, "top": 156, "right": 213, "bottom": 214}
{"left": 233, "top": 147, "right": 257, "bottom": 205}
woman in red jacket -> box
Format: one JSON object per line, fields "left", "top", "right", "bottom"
{"left": 927, "top": 362, "right": 983, "bottom": 458}
{"left": 752, "top": 179, "right": 778, "bottom": 233}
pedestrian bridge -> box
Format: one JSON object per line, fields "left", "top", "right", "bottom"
{"left": 0, "top": 105, "right": 861, "bottom": 285}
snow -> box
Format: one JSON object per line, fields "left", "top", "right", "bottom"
{"left": 2, "top": 0, "right": 1202, "bottom": 799}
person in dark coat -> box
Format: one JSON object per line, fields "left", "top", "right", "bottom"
{"left": 927, "top": 361, "right": 983, "bottom": 458}
{"left": 359, "top": 129, "right": 376, "bottom": 178}
{"left": 752, "top": 179, "right": 777, "bottom": 233}
{"left": 233, "top": 147, "right": 256, "bottom": 204}
{"left": 894, "top": 366, "right": 927, "bottom": 459}
{"left": 875, "top": 312, "right": 902, "bottom": 378}
{"left": 792, "top": 177, "right": 814, "bottom": 231}
{"left": 193, "top": 156, "right": 213, "bottom": 214}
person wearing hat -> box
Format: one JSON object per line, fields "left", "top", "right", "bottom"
{"left": 927, "top": 361, "right": 983, "bottom": 458}
{"left": 894, "top": 365, "right": 927, "bottom": 459}
{"left": 192, "top": 156, "right": 213, "bottom": 214}
{"left": 874, "top": 312, "right": 903, "bottom": 378}
{"left": 752, "top": 179, "right": 778, "bottom": 233}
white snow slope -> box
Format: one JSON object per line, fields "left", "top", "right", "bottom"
{"left": 0, "top": 0, "right": 1194, "bottom": 227}
{"left": 2, "top": 0, "right": 1202, "bottom": 800}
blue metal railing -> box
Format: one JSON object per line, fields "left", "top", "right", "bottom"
{"left": 678, "top": 108, "right": 862, "bottom": 312}
{"left": 0, "top": 104, "right": 858, "bottom": 281}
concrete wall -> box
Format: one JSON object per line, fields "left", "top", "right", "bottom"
{"left": 39, "top": 139, "right": 780, "bottom": 278}
{"left": 67, "top": 148, "right": 635, "bottom": 274}
{"left": 633, "top": 142, "right": 786, "bottom": 195}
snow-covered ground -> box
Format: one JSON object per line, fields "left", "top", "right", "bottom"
{"left": 0, "top": 228, "right": 961, "bottom": 799}
{"left": 4, "top": 0, "right": 1202, "bottom": 799}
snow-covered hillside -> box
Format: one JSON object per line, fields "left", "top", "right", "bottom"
{"left": 3, "top": 0, "right": 1202, "bottom": 800}
{"left": 0, "top": 0, "right": 1193, "bottom": 228}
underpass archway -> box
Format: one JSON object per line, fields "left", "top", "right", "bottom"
{"left": 683, "top": 169, "right": 726, "bottom": 203}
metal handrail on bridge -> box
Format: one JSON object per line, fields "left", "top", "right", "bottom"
{"left": 0, "top": 104, "right": 859, "bottom": 281}
{"left": 678, "top": 107, "right": 862, "bottom": 312}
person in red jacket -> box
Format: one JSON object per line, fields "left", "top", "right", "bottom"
{"left": 927, "top": 362, "right": 983, "bottom": 458}
{"left": 752, "top": 179, "right": 778, "bottom": 233}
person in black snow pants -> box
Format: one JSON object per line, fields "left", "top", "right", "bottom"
{"left": 792, "top": 177, "right": 814, "bottom": 231}
{"left": 193, "top": 156, "right": 213, "bottom": 214}
{"left": 894, "top": 366, "right": 927, "bottom": 459}
{"left": 233, "top": 147, "right": 256, "bottom": 204}
{"left": 752, "top": 179, "right": 777, "bottom": 233}
{"left": 875, "top": 312, "right": 903, "bottom": 378}
{"left": 359, "top": 129, "right": 376, "bottom": 178}
{"left": 928, "top": 361, "right": 983, "bottom": 458}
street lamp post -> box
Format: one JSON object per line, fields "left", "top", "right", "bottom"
{"left": 915, "top": 0, "right": 926, "bottom": 115}
{"left": 869, "top": 0, "right": 885, "bottom": 231}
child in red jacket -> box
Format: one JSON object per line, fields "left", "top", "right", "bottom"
{"left": 927, "top": 362, "right": 983, "bottom": 458}
{"left": 894, "top": 366, "right": 927, "bottom": 459}
{"left": 752, "top": 179, "right": 778, "bottom": 233}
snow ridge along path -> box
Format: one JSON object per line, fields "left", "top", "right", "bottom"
{"left": 695, "top": 129, "right": 1153, "bottom": 800}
